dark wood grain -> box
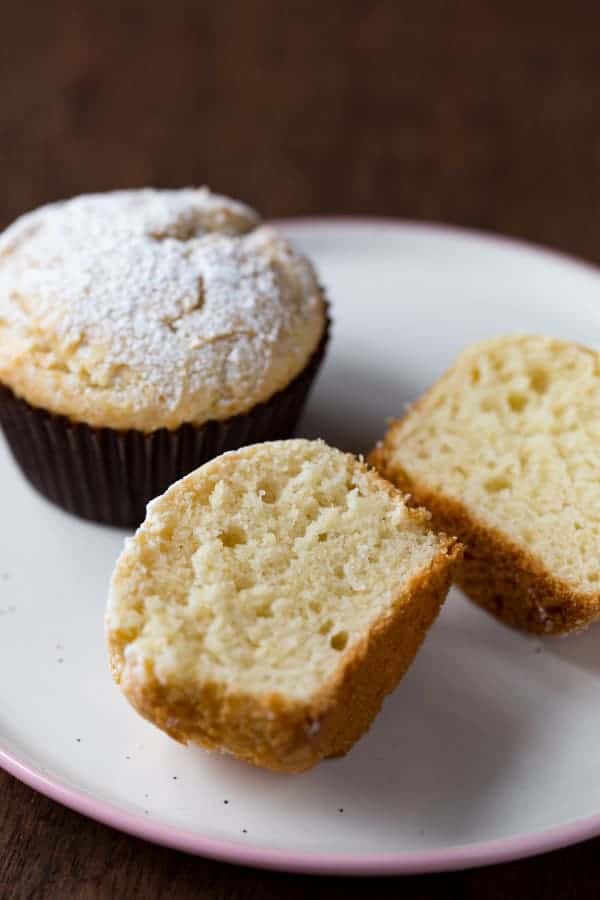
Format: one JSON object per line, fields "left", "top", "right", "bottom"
{"left": 2, "top": 0, "right": 600, "bottom": 263}
{"left": 2, "top": 1, "right": 600, "bottom": 897}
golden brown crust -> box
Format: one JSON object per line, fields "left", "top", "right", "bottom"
{"left": 108, "top": 538, "right": 460, "bottom": 772}
{"left": 312, "top": 543, "right": 460, "bottom": 762}
{"left": 370, "top": 437, "right": 600, "bottom": 636}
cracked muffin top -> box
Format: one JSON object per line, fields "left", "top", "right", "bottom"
{"left": 0, "top": 188, "right": 326, "bottom": 431}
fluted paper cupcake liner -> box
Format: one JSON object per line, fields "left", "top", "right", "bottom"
{"left": 0, "top": 319, "right": 329, "bottom": 527}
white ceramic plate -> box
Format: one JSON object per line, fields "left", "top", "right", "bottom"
{"left": 2, "top": 219, "right": 600, "bottom": 876}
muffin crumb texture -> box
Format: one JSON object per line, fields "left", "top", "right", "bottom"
{"left": 107, "top": 439, "right": 459, "bottom": 771}
{"left": 0, "top": 188, "right": 325, "bottom": 430}
{"left": 373, "top": 335, "right": 600, "bottom": 632}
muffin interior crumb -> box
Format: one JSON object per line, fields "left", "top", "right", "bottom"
{"left": 108, "top": 440, "right": 444, "bottom": 701}
{"left": 389, "top": 335, "right": 600, "bottom": 595}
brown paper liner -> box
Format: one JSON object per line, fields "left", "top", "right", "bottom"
{"left": 0, "top": 319, "right": 329, "bottom": 527}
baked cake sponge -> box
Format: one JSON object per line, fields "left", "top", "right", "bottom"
{"left": 371, "top": 335, "right": 600, "bottom": 635}
{"left": 106, "top": 439, "right": 460, "bottom": 772}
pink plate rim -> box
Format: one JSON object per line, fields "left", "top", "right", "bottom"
{"left": 2, "top": 217, "right": 600, "bottom": 875}
{"left": 3, "top": 745, "right": 600, "bottom": 875}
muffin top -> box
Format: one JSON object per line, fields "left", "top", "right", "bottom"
{"left": 0, "top": 189, "right": 326, "bottom": 431}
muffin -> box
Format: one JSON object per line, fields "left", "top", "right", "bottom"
{"left": 106, "top": 439, "right": 461, "bottom": 773}
{"left": 370, "top": 335, "right": 600, "bottom": 635}
{"left": 0, "top": 188, "right": 328, "bottom": 526}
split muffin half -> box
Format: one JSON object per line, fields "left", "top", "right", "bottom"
{"left": 107, "top": 439, "right": 460, "bottom": 772}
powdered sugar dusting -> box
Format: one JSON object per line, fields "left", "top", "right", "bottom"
{"left": 0, "top": 189, "right": 325, "bottom": 430}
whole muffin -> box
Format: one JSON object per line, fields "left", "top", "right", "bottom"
{"left": 0, "top": 188, "right": 329, "bottom": 525}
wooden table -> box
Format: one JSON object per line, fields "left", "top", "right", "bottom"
{"left": 2, "top": 2, "right": 600, "bottom": 896}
